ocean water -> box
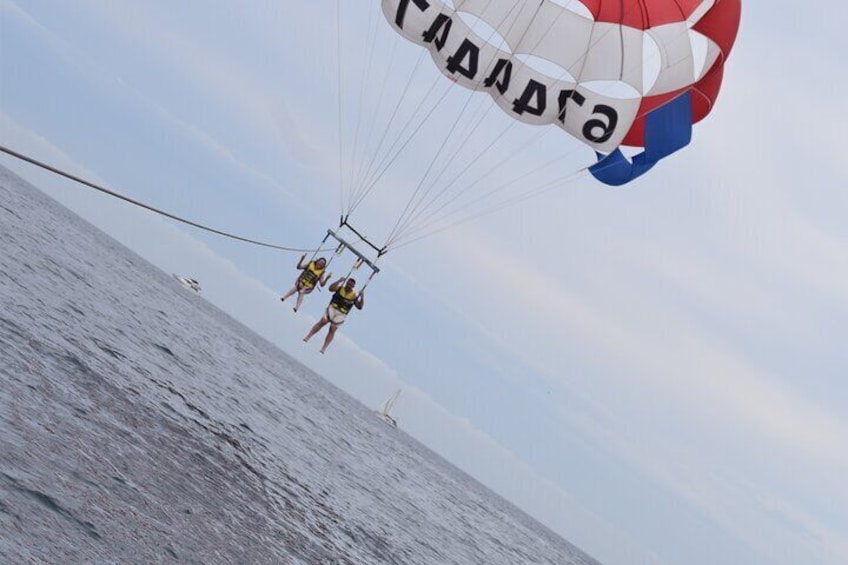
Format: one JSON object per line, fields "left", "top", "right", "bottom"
{"left": 0, "top": 165, "right": 601, "bottom": 565}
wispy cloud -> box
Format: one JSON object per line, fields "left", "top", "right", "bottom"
{"left": 415, "top": 193, "right": 848, "bottom": 562}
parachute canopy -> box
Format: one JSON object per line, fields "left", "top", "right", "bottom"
{"left": 381, "top": 0, "right": 741, "bottom": 185}
{"left": 328, "top": 1, "right": 741, "bottom": 256}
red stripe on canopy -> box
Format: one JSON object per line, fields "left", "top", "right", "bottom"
{"left": 578, "top": 0, "right": 704, "bottom": 29}
{"left": 619, "top": 0, "right": 741, "bottom": 146}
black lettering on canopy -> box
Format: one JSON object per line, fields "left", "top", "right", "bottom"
{"left": 395, "top": 0, "right": 430, "bottom": 29}
{"left": 512, "top": 80, "right": 547, "bottom": 116}
{"left": 483, "top": 58, "right": 512, "bottom": 94}
{"left": 422, "top": 13, "right": 452, "bottom": 50}
{"left": 583, "top": 105, "right": 618, "bottom": 143}
{"left": 446, "top": 39, "right": 479, "bottom": 79}
{"left": 556, "top": 89, "right": 586, "bottom": 124}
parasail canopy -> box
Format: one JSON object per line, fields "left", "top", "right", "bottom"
{"left": 328, "top": 1, "right": 742, "bottom": 256}
{"left": 381, "top": 0, "right": 741, "bottom": 185}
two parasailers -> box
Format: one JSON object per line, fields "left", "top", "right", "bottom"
{"left": 281, "top": 253, "right": 367, "bottom": 354}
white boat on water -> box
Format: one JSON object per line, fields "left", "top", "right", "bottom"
{"left": 376, "top": 390, "right": 401, "bottom": 428}
{"left": 173, "top": 274, "right": 202, "bottom": 294}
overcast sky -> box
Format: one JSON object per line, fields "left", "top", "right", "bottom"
{"left": 2, "top": 2, "right": 847, "bottom": 564}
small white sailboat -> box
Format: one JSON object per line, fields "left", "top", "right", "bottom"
{"left": 376, "top": 390, "right": 401, "bottom": 428}
{"left": 173, "top": 274, "right": 202, "bottom": 294}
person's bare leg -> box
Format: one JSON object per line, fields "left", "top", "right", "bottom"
{"left": 319, "top": 325, "right": 338, "bottom": 354}
{"left": 294, "top": 291, "right": 306, "bottom": 312}
{"left": 281, "top": 286, "right": 298, "bottom": 302}
{"left": 304, "top": 317, "right": 328, "bottom": 342}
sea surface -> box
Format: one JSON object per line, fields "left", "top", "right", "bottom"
{"left": 0, "top": 165, "right": 601, "bottom": 564}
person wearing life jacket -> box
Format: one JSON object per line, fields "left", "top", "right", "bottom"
{"left": 303, "top": 276, "right": 365, "bottom": 353}
{"left": 281, "top": 255, "right": 331, "bottom": 312}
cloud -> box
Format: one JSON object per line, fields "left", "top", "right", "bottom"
{"left": 452, "top": 220, "right": 848, "bottom": 452}
{"left": 55, "top": 0, "right": 317, "bottom": 161}
{"left": 408, "top": 172, "right": 848, "bottom": 562}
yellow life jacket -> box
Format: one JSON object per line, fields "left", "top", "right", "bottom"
{"left": 298, "top": 261, "right": 325, "bottom": 288}
{"left": 330, "top": 286, "right": 357, "bottom": 314}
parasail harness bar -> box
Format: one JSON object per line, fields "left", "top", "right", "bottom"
{"left": 328, "top": 226, "right": 381, "bottom": 275}
{"left": 339, "top": 216, "right": 388, "bottom": 259}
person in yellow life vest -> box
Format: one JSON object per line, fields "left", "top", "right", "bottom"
{"left": 303, "top": 276, "right": 365, "bottom": 354}
{"left": 281, "top": 255, "right": 331, "bottom": 312}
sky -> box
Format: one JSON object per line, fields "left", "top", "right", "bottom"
{"left": 2, "top": 1, "right": 847, "bottom": 564}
